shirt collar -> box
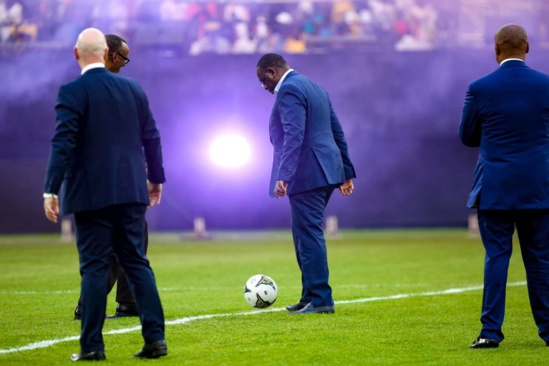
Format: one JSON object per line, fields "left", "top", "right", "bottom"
{"left": 81, "top": 63, "right": 105, "bottom": 75}
{"left": 499, "top": 58, "right": 524, "bottom": 66}
{"left": 274, "top": 68, "right": 294, "bottom": 94}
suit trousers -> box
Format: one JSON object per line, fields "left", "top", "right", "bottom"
{"left": 289, "top": 186, "right": 335, "bottom": 307}
{"left": 477, "top": 209, "right": 549, "bottom": 342}
{"left": 77, "top": 221, "right": 149, "bottom": 308}
{"left": 108, "top": 221, "right": 149, "bottom": 305}
{"left": 74, "top": 203, "right": 164, "bottom": 352}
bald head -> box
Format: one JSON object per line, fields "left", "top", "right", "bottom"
{"left": 494, "top": 24, "right": 529, "bottom": 63}
{"left": 74, "top": 28, "right": 108, "bottom": 69}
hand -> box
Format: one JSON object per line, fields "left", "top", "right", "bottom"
{"left": 44, "top": 196, "right": 59, "bottom": 223}
{"left": 274, "top": 180, "right": 288, "bottom": 199}
{"left": 148, "top": 181, "right": 163, "bottom": 207}
{"left": 339, "top": 179, "right": 354, "bottom": 196}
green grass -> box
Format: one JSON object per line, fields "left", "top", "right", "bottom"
{"left": 0, "top": 230, "right": 545, "bottom": 365}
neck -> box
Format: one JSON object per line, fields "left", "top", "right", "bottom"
{"left": 79, "top": 55, "right": 105, "bottom": 70}
{"left": 499, "top": 53, "right": 525, "bottom": 63}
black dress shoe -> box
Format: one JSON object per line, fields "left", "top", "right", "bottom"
{"left": 113, "top": 303, "right": 139, "bottom": 318}
{"left": 290, "top": 303, "right": 335, "bottom": 314}
{"left": 285, "top": 301, "right": 308, "bottom": 312}
{"left": 135, "top": 339, "right": 168, "bottom": 359}
{"left": 70, "top": 351, "right": 106, "bottom": 361}
{"left": 74, "top": 305, "right": 82, "bottom": 320}
{"left": 470, "top": 337, "right": 499, "bottom": 349}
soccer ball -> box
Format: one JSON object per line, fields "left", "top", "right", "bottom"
{"left": 243, "top": 274, "right": 278, "bottom": 308}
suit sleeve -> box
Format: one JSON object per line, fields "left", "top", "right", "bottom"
{"left": 43, "top": 84, "right": 81, "bottom": 194}
{"left": 329, "top": 100, "right": 356, "bottom": 180}
{"left": 459, "top": 85, "right": 482, "bottom": 147}
{"left": 135, "top": 82, "right": 165, "bottom": 184}
{"left": 276, "top": 85, "right": 306, "bottom": 182}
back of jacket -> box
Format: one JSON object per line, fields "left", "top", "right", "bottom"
{"left": 44, "top": 68, "right": 165, "bottom": 214}
{"left": 459, "top": 61, "right": 549, "bottom": 209}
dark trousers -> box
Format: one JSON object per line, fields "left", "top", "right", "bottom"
{"left": 289, "top": 186, "right": 335, "bottom": 307}
{"left": 75, "top": 203, "right": 164, "bottom": 352}
{"left": 78, "top": 221, "right": 149, "bottom": 307}
{"left": 477, "top": 209, "right": 549, "bottom": 342}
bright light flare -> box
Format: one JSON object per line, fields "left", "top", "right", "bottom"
{"left": 209, "top": 134, "right": 252, "bottom": 169}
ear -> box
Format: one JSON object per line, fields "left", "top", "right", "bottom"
{"left": 103, "top": 48, "right": 108, "bottom": 63}
{"left": 73, "top": 47, "right": 79, "bottom": 61}
{"left": 525, "top": 42, "right": 530, "bottom": 54}
{"left": 495, "top": 43, "right": 501, "bottom": 56}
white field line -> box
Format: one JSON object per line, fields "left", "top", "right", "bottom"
{"left": 0, "top": 281, "right": 526, "bottom": 355}
{"left": 1, "top": 283, "right": 438, "bottom": 296}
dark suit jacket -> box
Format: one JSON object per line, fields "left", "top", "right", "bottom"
{"left": 459, "top": 60, "right": 549, "bottom": 209}
{"left": 268, "top": 71, "right": 356, "bottom": 197}
{"left": 44, "top": 67, "right": 165, "bottom": 215}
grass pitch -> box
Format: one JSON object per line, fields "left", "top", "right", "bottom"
{"left": 0, "top": 230, "right": 545, "bottom": 365}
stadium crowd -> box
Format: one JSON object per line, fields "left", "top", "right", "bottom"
{"left": 1, "top": 0, "right": 443, "bottom": 54}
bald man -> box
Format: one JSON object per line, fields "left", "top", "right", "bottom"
{"left": 460, "top": 24, "right": 549, "bottom": 349}
{"left": 73, "top": 33, "right": 141, "bottom": 321}
{"left": 43, "top": 28, "right": 167, "bottom": 361}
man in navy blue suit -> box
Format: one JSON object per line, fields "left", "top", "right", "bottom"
{"left": 460, "top": 23, "right": 549, "bottom": 349}
{"left": 73, "top": 34, "right": 142, "bottom": 321}
{"left": 43, "top": 28, "right": 167, "bottom": 361}
{"left": 256, "top": 53, "right": 356, "bottom": 314}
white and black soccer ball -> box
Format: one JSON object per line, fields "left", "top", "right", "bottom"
{"left": 243, "top": 274, "right": 278, "bottom": 309}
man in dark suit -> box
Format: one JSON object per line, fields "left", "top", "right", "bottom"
{"left": 105, "top": 33, "right": 130, "bottom": 74}
{"left": 256, "top": 53, "right": 356, "bottom": 314}
{"left": 460, "top": 23, "right": 549, "bottom": 349}
{"left": 43, "top": 28, "right": 167, "bottom": 361}
{"left": 73, "top": 34, "right": 140, "bottom": 320}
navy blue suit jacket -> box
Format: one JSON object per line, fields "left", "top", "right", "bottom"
{"left": 44, "top": 67, "right": 165, "bottom": 215}
{"left": 269, "top": 71, "right": 356, "bottom": 197}
{"left": 459, "top": 60, "right": 549, "bottom": 209}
